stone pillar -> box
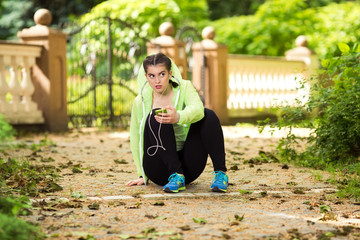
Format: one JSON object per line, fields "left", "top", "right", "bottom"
{"left": 285, "top": 35, "right": 318, "bottom": 80}
{"left": 192, "top": 26, "right": 228, "bottom": 124}
{"left": 17, "top": 9, "right": 67, "bottom": 131}
{"left": 147, "top": 22, "right": 188, "bottom": 79}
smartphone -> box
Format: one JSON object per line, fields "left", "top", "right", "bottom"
{"left": 155, "top": 108, "right": 167, "bottom": 115}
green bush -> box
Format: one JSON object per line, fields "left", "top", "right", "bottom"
{"left": 259, "top": 42, "right": 360, "bottom": 200}
{"left": 0, "top": 213, "right": 44, "bottom": 240}
{"left": 0, "top": 115, "right": 15, "bottom": 142}
{"left": 307, "top": 43, "right": 360, "bottom": 162}
{"left": 0, "top": 196, "right": 44, "bottom": 240}
{"left": 212, "top": 0, "right": 360, "bottom": 59}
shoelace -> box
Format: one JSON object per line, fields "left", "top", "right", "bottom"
{"left": 168, "top": 173, "right": 184, "bottom": 184}
{"left": 213, "top": 171, "right": 226, "bottom": 184}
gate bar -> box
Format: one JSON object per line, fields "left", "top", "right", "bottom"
{"left": 107, "top": 17, "right": 114, "bottom": 123}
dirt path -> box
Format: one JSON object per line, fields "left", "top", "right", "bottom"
{"left": 6, "top": 126, "right": 360, "bottom": 239}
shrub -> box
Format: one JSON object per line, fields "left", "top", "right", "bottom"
{"left": 0, "top": 196, "right": 44, "bottom": 240}
{"left": 0, "top": 115, "right": 15, "bottom": 142}
{"left": 259, "top": 42, "right": 360, "bottom": 200}
{"left": 0, "top": 213, "right": 44, "bottom": 240}
{"left": 212, "top": 0, "right": 360, "bottom": 59}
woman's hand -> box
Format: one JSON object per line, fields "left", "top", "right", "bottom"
{"left": 125, "top": 177, "right": 145, "bottom": 186}
{"left": 154, "top": 105, "right": 179, "bottom": 124}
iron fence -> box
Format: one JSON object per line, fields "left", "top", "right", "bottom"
{"left": 65, "top": 19, "right": 202, "bottom": 128}
{"left": 66, "top": 17, "right": 148, "bottom": 128}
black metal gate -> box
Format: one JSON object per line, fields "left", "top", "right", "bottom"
{"left": 175, "top": 26, "right": 203, "bottom": 82}
{"left": 66, "top": 19, "right": 203, "bottom": 128}
{"left": 66, "top": 17, "right": 148, "bottom": 128}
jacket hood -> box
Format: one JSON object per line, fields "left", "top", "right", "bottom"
{"left": 136, "top": 55, "right": 183, "bottom": 98}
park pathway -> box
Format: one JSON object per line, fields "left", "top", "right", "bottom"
{"left": 11, "top": 126, "right": 360, "bottom": 239}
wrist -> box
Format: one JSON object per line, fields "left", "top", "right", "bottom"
{"left": 176, "top": 113, "right": 180, "bottom": 123}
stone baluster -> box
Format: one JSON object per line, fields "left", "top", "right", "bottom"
{"left": 8, "top": 56, "right": 23, "bottom": 116}
{"left": 18, "top": 8, "right": 67, "bottom": 131}
{"left": 0, "top": 56, "right": 10, "bottom": 114}
{"left": 20, "top": 56, "right": 36, "bottom": 112}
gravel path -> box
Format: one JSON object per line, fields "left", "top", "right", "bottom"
{"left": 5, "top": 126, "right": 360, "bottom": 239}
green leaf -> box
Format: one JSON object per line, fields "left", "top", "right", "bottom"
{"left": 234, "top": 214, "right": 244, "bottom": 221}
{"left": 118, "top": 234, "right": 131, "bottom": 239}
{"left": 319, "top": 205, "right": 332, "bottom": 213}
{"left": 238, "top": 189, "right": 253, "bottom": 194}
{"left": 193, "top": 217, "right": 207, "bottom": 224}
{"left": 321, "top": 59, "right": 330, "bottom": 68}
{"left": 338, "top": 42, "right": 350, "bottom": 53}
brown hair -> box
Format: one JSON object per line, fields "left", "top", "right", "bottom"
{"left": 143, "top": 52, "right": 171, "bottom": 73}
{"left": 143, "top": 53, "right": 178, "bottom": 87}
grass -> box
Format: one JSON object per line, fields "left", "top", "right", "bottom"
{"left": 0, "top": 135, "right": 63, "bottom": 239}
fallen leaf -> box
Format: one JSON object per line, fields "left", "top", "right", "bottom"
{"left": 193, "top": 217, "right": 207, "bottom": 224}
{"left": 234, "top": 214, "right": 244, "bottom": 221}
{"left": 72, "top": 167, "right": 83, "bottom": 173}
{"left": 179, "top": 225, "right": 191, "bottom": 231}
{"left": 320, "top": 205, "right": 332, "bottom": 213}
{"left": 238, "top": 189, "right": 253, "bottom": 194}
{"left": 88, "top": 203, "right": 100, "bottom": 210}
{"left": 319, "top": 211, "right": 338, "bottom": 221}
{"left": 230, "top": 165, "right": 239, "bottom": 171}
{"left": 282, "top": 164, "right": 289, "bottom": 169}
{"left": 114, "top": 159, "right": 128, "bottom": 164}
{"left": 293, "top": 189, "right": 305, "bottom": 194}
{"left": 153, "top": 201, "right": 165, "bottom": 206}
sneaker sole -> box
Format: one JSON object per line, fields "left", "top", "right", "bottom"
{"left": 211, "top": 186, "right": 227, "bottom": 193}
{"left": 164, "top": 186, "right": 186, "bottom": 193}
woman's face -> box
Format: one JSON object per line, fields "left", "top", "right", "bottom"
{"left": 145, "top": 64, "right": 172, "bottom": 94}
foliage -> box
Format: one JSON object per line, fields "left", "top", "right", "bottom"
{"left": 206, "top": 0, "right": 351, "bottom": 20}
{"left": 0, "top": 196, "right": 44, "bottom": 239}
{"left": 0, "top": 114, "right": 15, "bottom": 142}
{"left": 0, "top": 0, "right": 104, "bottom": 40}
{"left": 207, "top": 0, "right": 265, "bottom": 20}
{"left": 0, "top": 137, "right": 61, "bottom": 239}
{"left": 0, "top": 212, "right": 44, "bottom": 240}
{"left": 68, "top": 78, "right": 136, "bottom": 115}
{"left": 212, "top": 0, "right": 360, "bottom": 59}
{"left": 77, "top": 0, "right": 208, "bottom": 38}
{"left": 174, "top": 0, "right": 209, "bottom": 26}
{"left": 0, "top": 157, "right": 61, "bottom": 197}
{"left": 308, "top": 2, "right": 360, "bottom": 58}
{"left": 258, "top": 42, "right": 360, "bottom": 200}
{"left": 0, "top": 195, "right": 31, "bottom": 217}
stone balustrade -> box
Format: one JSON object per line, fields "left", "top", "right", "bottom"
{"left": 227, "top": 54, "right": 310, "bottom": 117}
{"left": 0, "top": 41, "right": 44, "bottom": 124}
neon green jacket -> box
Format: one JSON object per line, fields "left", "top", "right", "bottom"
{"left": 130, "top": 59, "right": 204, "bottom": 183}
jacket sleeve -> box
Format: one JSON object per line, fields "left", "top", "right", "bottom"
{"left": 129, "top": 98, "right": 143, "bottom": 178}
{"left": 177, "top": 81, "right": 205, "bottom": 124}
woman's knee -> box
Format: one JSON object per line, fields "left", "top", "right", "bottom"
{"left": 204, "top": 108, "right": 221, "bottom": 123}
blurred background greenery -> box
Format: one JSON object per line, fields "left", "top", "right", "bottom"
{"left": 1, "top": 0, "right": 359, "bottom": 59}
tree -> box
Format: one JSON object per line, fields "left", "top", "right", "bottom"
{"left": 212, "top": 0, "right": 360, "bottom": 59}
{"left": 206, "top": 0, "right": 265, "bottom": 20}
{"left": 0, "top": 0, "right": 105, "bottom": 40}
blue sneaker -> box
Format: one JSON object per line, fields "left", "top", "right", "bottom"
{"left": 211, "top": 171, "right": 228, "bottom": 193}
{"left": 163, "top": 173, "right": 185, "bottom": 193}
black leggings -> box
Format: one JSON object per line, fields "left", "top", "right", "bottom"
{"left": 143, "top": 108, "right": 227, "bottom": 186}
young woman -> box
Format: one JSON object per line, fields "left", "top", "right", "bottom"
{"left": 126, "top": 53, "right": 228, "bottom": 193}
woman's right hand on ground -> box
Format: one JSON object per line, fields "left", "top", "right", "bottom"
{"left": 125, "top": 177, "right": 145, "bottom": 186}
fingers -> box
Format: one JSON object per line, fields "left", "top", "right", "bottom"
{"left": 125, "top": 180, "right": 134, "bottom": 186}
{"left": 126, "top": 178, "right": 144, "bottom": 186}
